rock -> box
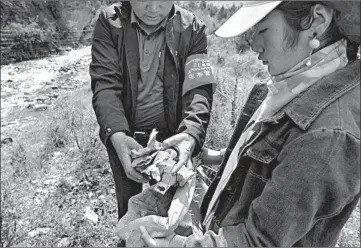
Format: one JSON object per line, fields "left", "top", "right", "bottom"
{"left": 44, "top": 179, "right": 58, "bottom": 186}
{"left": 65, "top": 47, "right": 72, "bottom": 52}
{"left": 28, "top": 228, "right": 51, "bottom": 237}
{"left": 7, "top": 79, "right": 13, "bottom": 83}
{"left": 30, "top": 179, "right": 39, "bottom": 185}
{"left": 23, "top": 92, "right": 30, "bottom": 95}
{"left": 8, "top": 71, "right": 15, "bottom": 76}
{"left": 45, "top": 81, "right": 52, "bottom": 85}
{"left": 35, "top": 188, "right": 44, "bottom": 194}
{"left": 84, "top": 206, "right": 98, "bottom": 224}
{"left": 27, "top": 103, "right": 35, "bottom": 109}
{"left": 33, "top": 104, "right": 48, "bottom": 111}
{"left": 36, "top": 97, "right": 47, "bottom": 103}
{"left": 1, "top": 137, "right": 13, "bottom": 145}
{"left": 56, "top": 238, "right": 71, "bottom": 247}
{"left": 49, "top": 93, "right": 59, "bottom": 99}
{"left": 50, "top": 85, "right": 59, "bottom": 90}
{"left": 60, "top": 66, "right": 71, "bottom": 72}
{"left": 1, "top": 121, "right": 17, "bottom": 127}
{"left": 60, "top": 86, "right": 71, "bottom": 90}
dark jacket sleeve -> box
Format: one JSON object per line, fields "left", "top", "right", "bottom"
{"left": 177, "top": 16, "right": 214, "bottom": 155}
{"left": 90, "top": 7, "right": 130, "bottom": 146}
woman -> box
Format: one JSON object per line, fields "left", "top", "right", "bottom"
{"left": 140, "top": 1, "right": 360, "bottom": 246}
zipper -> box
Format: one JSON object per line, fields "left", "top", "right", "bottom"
{"left": 165, "top": 23, "right": 179, "bottom": 127}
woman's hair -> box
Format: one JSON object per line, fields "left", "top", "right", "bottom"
{"left": 276, "top": 1, "right": 360, "bottom": 61}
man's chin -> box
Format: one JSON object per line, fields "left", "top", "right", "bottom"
{"left": 143, "top": 17, "right": 162, "bottom": 26}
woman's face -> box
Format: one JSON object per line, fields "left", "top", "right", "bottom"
{"left": 130, "top": 1, "right": 173, "bottom": 26}
{"left": 251, "top": 10, "right": 311, "bottom": 76}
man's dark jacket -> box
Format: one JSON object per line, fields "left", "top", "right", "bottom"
{"left": 90, "top": 3, "right": 214, "bottom": 151}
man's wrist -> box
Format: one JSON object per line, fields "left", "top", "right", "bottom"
{"left": 110, "top": 131, "right": 127, "bottom": 143}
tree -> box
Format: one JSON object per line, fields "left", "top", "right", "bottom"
{"left": 199, "top": 0, "right": 207, "bottom": 10}
{"left": 217, "top": 6, "right": 227, "bottom": 21}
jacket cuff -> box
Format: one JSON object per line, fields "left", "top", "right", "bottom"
{"left": 100, "top": 122, "right": 131, "bottom": 146}
{"left": 182, "top": 125, "right": 204, "bottom": 157}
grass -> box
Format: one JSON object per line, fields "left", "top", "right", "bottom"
{"left": 1, "top": 84, "right": 360, "bottom": 247}
{"left": 1, "top": 4, "right": 360, "bottom": 247}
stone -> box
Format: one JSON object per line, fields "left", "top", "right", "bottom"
{"left": 27, "top": 103, "right": 35, "bottom": 109}
{"left": 49, "top": 93, "right": 59, "bottom": 99}
{"left": 36, "top": 97, "right": 47, "bottom": 103}
{"left": 50, "top": 85, "right": 59, "bottom": 90}
{"left": 30, "top": 179, "right": 39, "bottom": 185}
{"left": 60, "top": 66, "right": 71, "bottom": 72}
{"left": 43, "top": 179, "right": 58, "bottom": 186}
{"left": 56, "top": 238, "right": 71, "bottom": 247}
{"left": 1, "top": 137, "right": 13, "bottom": 145}
{"left": 33, "top": 104, "right": 48, "bottom": 111}
{"left": 28, "top": 228, "right": 51, "bottom": 237}
{"left": 84, "top": 206, "right": 98, "bottom": 224}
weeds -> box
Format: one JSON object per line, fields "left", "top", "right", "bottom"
{"left": 1, "top": 2, "right": 359, "bottom": 247}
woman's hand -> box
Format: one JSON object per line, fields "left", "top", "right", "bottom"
{"left": 200, "top": 147, "right": 226, "bottom": 165}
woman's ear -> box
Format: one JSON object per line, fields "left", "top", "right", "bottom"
{"left": 310, "top": 4, "right": 334, "bottom": 38}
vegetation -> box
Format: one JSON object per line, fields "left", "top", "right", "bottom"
{"left": 1, "top": 1, "right": 359, "bottom": 247}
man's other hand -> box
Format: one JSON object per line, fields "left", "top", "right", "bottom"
{"left": 111, "top": 132, "right": 147, "bottom": 183}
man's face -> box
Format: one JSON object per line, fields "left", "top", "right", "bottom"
{"left": 130, "top": 1, "right": 174, "bottom": 26}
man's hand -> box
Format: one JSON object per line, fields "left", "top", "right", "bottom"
{"left": 140, "top": 226, "right": 175, "bottom": 247}
{"left": 162, "top": 133, "right": 196, "bottom": 175}
{"left": 110, "top": 132, "right": 147, "bottom": 183}
{"left": 200, "top": 147, "right": 226, "bottom": 165}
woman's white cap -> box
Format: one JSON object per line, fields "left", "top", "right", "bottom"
{"left": 215, "top": 1, "right": 282, "bottom": 38}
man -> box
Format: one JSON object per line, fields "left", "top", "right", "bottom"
{"left": 90, "top": 0, "right": 215, "bottom": 224}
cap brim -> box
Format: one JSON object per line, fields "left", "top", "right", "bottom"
{"left": 215, "top": 1, "right": 282, "bottom": 38}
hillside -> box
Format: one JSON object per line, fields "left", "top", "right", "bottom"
{"left": 1, "top": 0, "right": 108, "bottom": 64}
{"left": 0, "top": 0, "right": 241, "bottom": 65}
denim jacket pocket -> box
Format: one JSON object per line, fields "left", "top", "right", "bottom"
{"left": 245, "top": 137, "right": 280, "bottom": 165}
{"left": 244, "top": 137, "right": 280, "bottom": 181}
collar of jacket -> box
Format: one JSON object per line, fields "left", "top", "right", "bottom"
{"left": 265, "top": 60, "right": 360, "bottom": 131}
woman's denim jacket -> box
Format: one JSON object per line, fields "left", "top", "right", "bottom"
{"left": 172, "top": 60, "right": 360, "bottom": 247}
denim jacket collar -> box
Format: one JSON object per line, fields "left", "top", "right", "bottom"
{"left": 268, "top": 60, "right": 360, "bottom": 131}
